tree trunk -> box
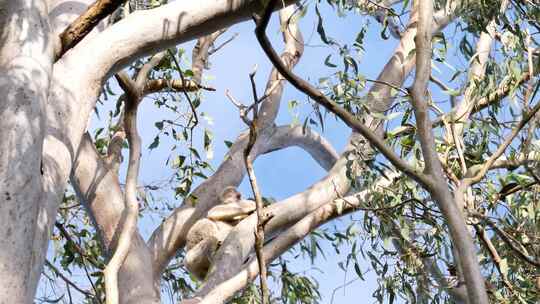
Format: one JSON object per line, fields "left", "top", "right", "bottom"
{"left": 0, "top": 0, "right": 53, "bottom": 302}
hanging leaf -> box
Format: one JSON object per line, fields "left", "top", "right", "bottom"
{"left": 315, "top": 4, "right": 333, "bottom": 45}
{"left": 324, "top": 54, "right": 337, "bottom": 68}
{"left": 148, "top": 135, "right": 160, "bottom": 149}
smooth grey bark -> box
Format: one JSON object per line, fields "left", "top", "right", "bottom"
{"left": 148, "top": 125, "right": 338, "bottom": 274}
{"left": 69, "top": 33, "right": 218, "bottom": 303}
{"left": 71, "top": 134, "right": 159, "bottom": 304}
{"left": 0, "top": 0, "right": 54, "bottom": 302}
{"left": 196, "top": 174, "right": 403, "bottom": 303}
{"left": 68, "top": 22, "right": 325, "bottom": 303}
{"left": 69, "top": 32, "right": 217, "bottom": 304}
{"left": 410, "top": 0, "right": 488, "bottom": 302}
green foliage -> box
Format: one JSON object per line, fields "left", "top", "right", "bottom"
{"left": 279, "top": 266, "right": 321, "bottom": 304}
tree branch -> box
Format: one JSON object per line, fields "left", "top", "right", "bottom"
{"left": 196, "top": 2, "right": 459, "bottom": 295}
{"left": 443, "top": 0, "right": 508, "bottom": 163}
{"left": 135, "top": 51, "right": 167, "bottom": 89}
{"left": 191, "top": 29, "right": 228, "bottom": 84}
{"left": 390, "top": 70, "right": 536, "bottom": 139}
{"left": 55, "top": 222, "right": 102, "bottom": 269}
{"left": 147, "top": 123, "right": 340, "bottom": 275}
{"left": 103, "top": 76, "right": 142, "bottom": 304}
{"left": 61, "top": 0, "right": 297, "bottom": 84}
{"left": 409, "top": 0, "right": 488, "bottom": 302}
{"left": 71, "top": 133, "right": 159, "bottom": 304}
{"left": 57, "top": 0, "right": 125, "bottom": 59}
{"left": 241, "top": 71, "right": 271, "bottom": 303}
{"left": 192, "top": 174, "right": 399, "bottom": 304}
{"left": 462, "top": 99, "right": 540, "bottom": 186}
{"left": 474, "top": 225, "right": 515, "bottom": 292}
{"left": 388, "top": 221, "right": 468, "bottom": 303}
{"left": 45, "top": 260, "right": 93, "bottom": 297}
{"left": 143, "top": 79, "right": 215, "bottom": 95}
{"left": 472, "top": 213, "right": 540, "bottom": 267}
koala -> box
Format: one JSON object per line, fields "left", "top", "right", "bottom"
{"left": 185, "top": 187, "right": 256, "bottom": 280}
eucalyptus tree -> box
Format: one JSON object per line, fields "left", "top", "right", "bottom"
{"left": 1, "top": 0, "right": 539, "bottom": 304}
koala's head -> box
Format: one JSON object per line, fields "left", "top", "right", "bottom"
{"left": 220, "top": 186, "right": 241, "bottom": 204}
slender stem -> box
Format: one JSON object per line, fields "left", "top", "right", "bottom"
{"left": 462, "top": 99, "right": 540, "bottom": 186}
{"left": 46, "top": 260, "right": 93, "bottom": 297}
{"left": 409, "top": 0, "right": 489, "bottom": 302}
{"left": 474, "top": 225, "right": 515, "bottom": 292}
{"left": 167, "top": 49, "right": 199, "bottom": 129}
{"left": 104, "top": 78, "right": 142, "bottom": 304}
{"left": 243, "top": 74, "right": 270, "bottom": 304}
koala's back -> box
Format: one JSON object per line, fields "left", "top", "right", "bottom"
{"left": 186, "top": 218, "right": 217, "bottom": 250}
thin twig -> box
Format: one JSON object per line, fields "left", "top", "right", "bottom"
{"left": 55, "top": 222, "right": 102, "bottom": 269}
{"left": 474, "top": 225, "right": 515, "bottom": 292}
{"left": 208, "top": 32, "right": 239, "bottom": 55}
{"left": 249, "top": 65, "right": 260, "bottom": 118}
{"left": 225, "top": 90, "right": 245, "bottom": 109}
{"left": 242, "top": 69, "right": 271, "bottom": 304}
{"left": 471, "top": 213, "right": 540, "bottom": 267}
{"left": 66, "top": 283, "right": 73, "bottom": 304}
{"left": 525, "top": 29, "right": 535, "bottom": 107}
{"left": 497, "top": 180, "right": 538, "bottom": 200}
{"left": 81, "top": 259, "right": 99, "bottom": 300}
{"left": 46, "top": 260, "right": 93, "bottom": 297}
{"left": 365, "top": 78, "right": 408, "bottom": 95}
{"left": 431, "top": 75, "right": 467, "bottom": 173}
{"left": 167, "top": 49, "right": 199, "bottom": 129}
{"left": 329, "top": 277, "right": 361, "bottom": 304}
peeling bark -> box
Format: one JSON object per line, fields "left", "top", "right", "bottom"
{"left": 57, "top": 0, "right": 124, "bottom": 58}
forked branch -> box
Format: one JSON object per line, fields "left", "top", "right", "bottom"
{"left": 461, "top": 99, "right": 540, "bottom": 187}
{"left": 472, "top": 213, "right": 540, "bottom": 267}
{"left": 244, "top": 77, "right": 271, "bottom": 304}
{"left": 103, "top": 76, "right": 142, "bottom": 304}
{"left": 195, "top": 174, "right": 398, "bottom": 304}
{"left": 409, "top": 1, "right": 488, "bottom": 302}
